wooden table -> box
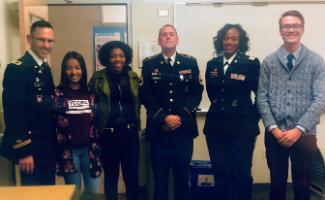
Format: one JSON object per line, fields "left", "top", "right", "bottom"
{"left": 0, "top": 185, "right": 76, "bottom": 200}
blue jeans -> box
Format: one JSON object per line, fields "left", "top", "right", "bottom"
{"left": 63, "top": 147, "right": 100, "bottom": 199}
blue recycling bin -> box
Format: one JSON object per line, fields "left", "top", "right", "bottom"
{"left": 190, "top": 160, "right": 215, "bottom": 200}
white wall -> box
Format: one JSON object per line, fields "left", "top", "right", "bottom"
{"left": 0, "top": 0, "right": 20, "bottom": 107}
{"left": 0, "top": 0, "right": 20, "bottom": 186}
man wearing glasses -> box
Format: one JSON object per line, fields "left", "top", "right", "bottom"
{"left": 0, "top": 20, "right": 56, "bottom": 185}
{"left": 257, "top": 10, "right": 325, "bottom": 200}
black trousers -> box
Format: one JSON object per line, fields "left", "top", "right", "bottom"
{"left": 100, "top": 128, "right": 139, "bottom": 200}
{"left": 150, "top": 137, "right": 193, "bottom": 200}
{"left": 206, "top": 134, "right": 256, "bottom": 200}
{"left": 265, "top": 132, "right": 316, "bottom": 200}
{"left": 20, "top": 164, "right": 55, "bottom": 186}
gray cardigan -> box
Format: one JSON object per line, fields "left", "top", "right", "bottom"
{"left": 257, "top": 45, "right": 325, "bottom": 135}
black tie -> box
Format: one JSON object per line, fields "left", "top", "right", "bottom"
{"left": 224, "top": 61, "right": 229, "bottom": 73}
{"left": 41, "top": 62, "right": 48, "bottom": 70}
{"left": 287, "top": 54, "right": 294, "bottom": 71}
{"left": 167, "top": 58, "right": 172, "bottom": 67}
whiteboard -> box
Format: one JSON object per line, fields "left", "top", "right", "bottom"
{"left": 174, "top": 2, "right": 325, "bottom": 112}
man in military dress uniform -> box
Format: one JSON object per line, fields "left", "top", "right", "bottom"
{"left": 140, "top": 24, "right": 203, "bottom": 200}
{"left": 0, "top": 20, "right": 56, "bottom": 185}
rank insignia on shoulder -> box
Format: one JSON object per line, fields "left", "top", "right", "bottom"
{"left": 144, "top": 54, "right": 159, "bottom": 62}
{"left": 11, "top": 60, "right": 22, "bottom": 66}
{"left": 249, "top": 55, "right": 256, "bottom": 60}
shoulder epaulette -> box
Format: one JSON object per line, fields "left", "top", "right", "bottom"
{"left": 248, "top": 55, "right": 257, "bottom": 61}
{"left": 144, "top": 54, "right": 159, "bottom": 62}
{"left": 216, "top": 54, "right": 223, "bottom": 59}
{"left": 179, "top": 53, "right": 196, "bottom": 60}
{"left": 11, "top": 60, "right": 22, "bottom": 66}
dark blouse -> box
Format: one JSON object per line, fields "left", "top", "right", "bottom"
{"left": 106, "top": 68, "right": 137, "bottom": 127}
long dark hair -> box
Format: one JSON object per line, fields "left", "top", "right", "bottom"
{"left": 58, "top": 51, "right": 88, "bottom": 93}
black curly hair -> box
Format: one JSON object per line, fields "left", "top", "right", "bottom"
{"left": 213, "top": 23, "right": 250, "bottom": 55}
{"left": 98, "top": 40, "right": 133, "bottom": 67}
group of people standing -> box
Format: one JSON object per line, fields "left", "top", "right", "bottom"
{"left": 0, "top": 9, "right": 325, "bottom": 200}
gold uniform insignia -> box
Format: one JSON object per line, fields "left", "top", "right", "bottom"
{"left": 13, "top": 139, "right": 32, "bottom": 149}
{"left": 11, "top": 60, "right": 22, "bottom": 66}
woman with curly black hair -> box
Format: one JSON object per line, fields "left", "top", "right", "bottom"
{"left": 88, "top": 41, "right": 140, "bottom": 200}
{"left": 203, "top": 24, "right": 260, "bottom": 200}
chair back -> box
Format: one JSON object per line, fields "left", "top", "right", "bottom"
{"left": 310, "top": 147, "right": 325, "bottom": 199}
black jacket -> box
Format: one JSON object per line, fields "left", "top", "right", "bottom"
{"left": 203, "top": 53, "right": 260, "bottom": 139}
{"left": 140, "top": 53, "right": 203, "bottom": 144}
{"left": 0, "top": 52, "right": 56, "bottom": 165}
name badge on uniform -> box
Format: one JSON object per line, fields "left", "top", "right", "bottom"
{"left": 230, "top": 73, "right": 246, "bottom": 81}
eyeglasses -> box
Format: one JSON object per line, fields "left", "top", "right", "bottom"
{"left": 32, "top": 36, "right": 55, "bottom": 44}
{"left": 281, "top": 24, "right": 303, "bottom": 31}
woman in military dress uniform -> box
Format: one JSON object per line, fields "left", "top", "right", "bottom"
{"left": 203, "top": 24, "right": 260, "bottom": 200}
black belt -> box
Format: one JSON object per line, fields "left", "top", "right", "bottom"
{"left": 103, "top": 123, "right": 136, "bottom": 134}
